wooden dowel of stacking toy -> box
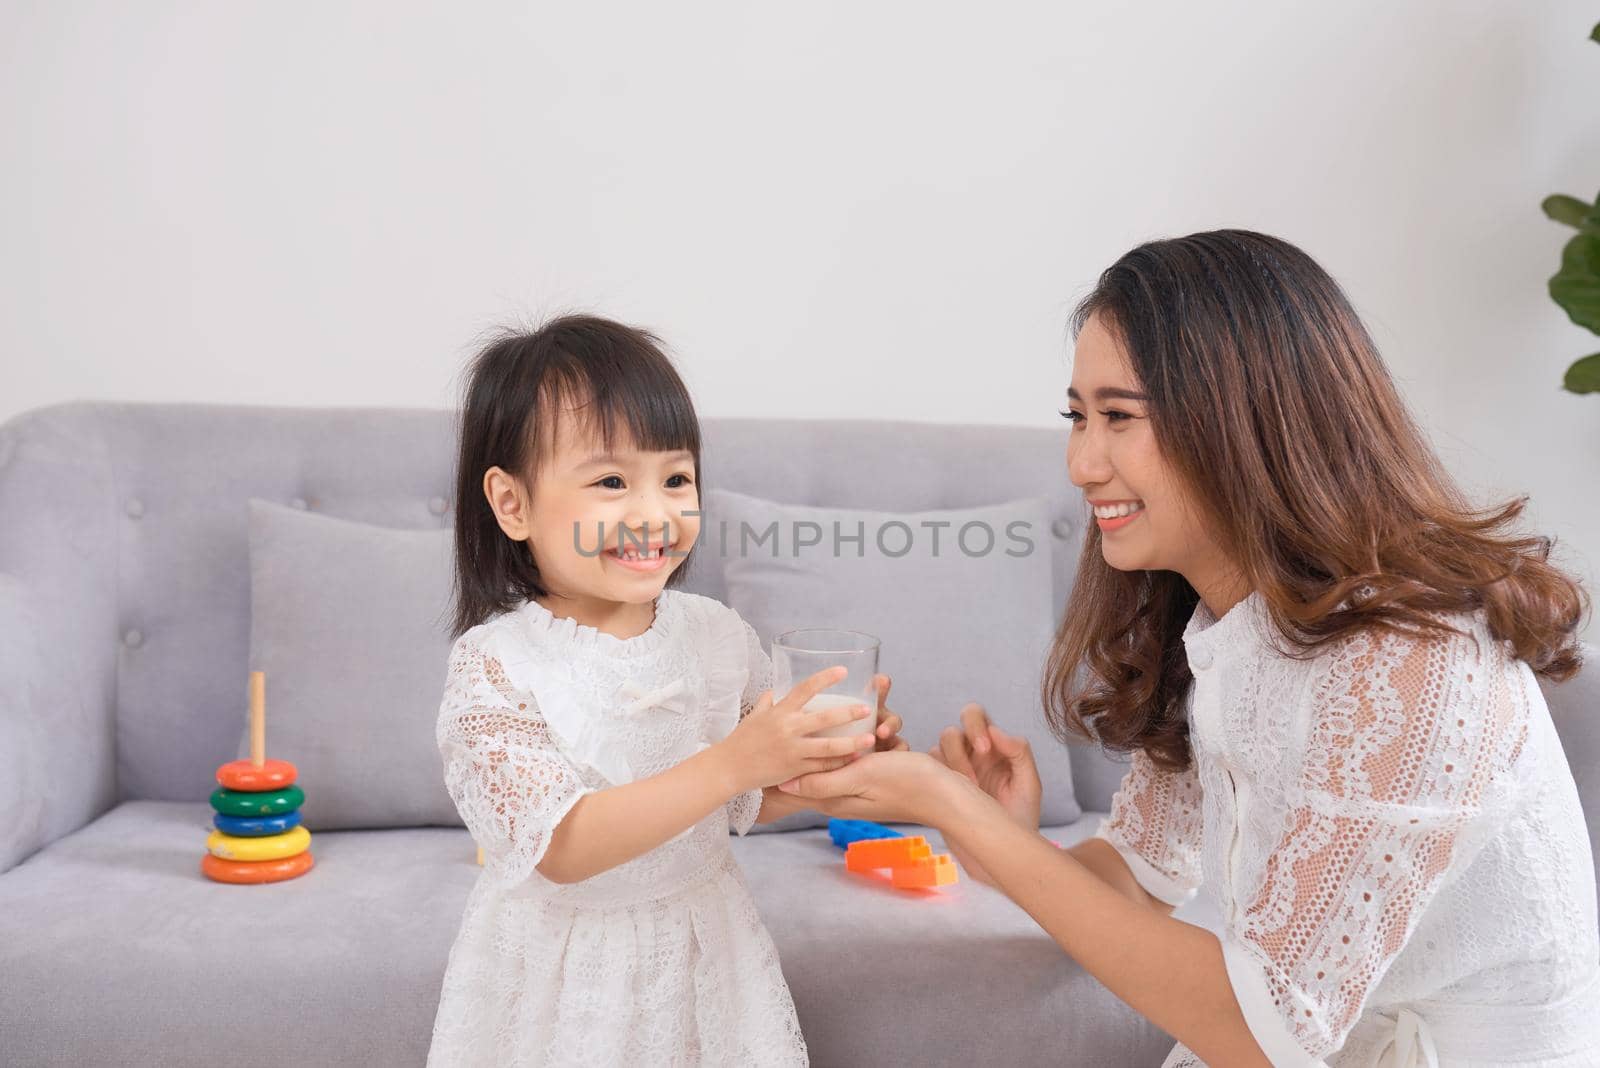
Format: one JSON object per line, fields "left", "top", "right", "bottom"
{"left": 249, "top": 671, "right": 266, "bottom": 768}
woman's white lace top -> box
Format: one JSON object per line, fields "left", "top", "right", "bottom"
{"left": 426, "top": 589, "right": 807, "bottom": 1067}
{"left": 1093, "top": 593, "right": 1600, "bottom": 1067}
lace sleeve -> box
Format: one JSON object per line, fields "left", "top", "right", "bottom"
{"left": 436, "top": 629, "right": 593, "bottom": 889}
{"left": 726, "top": 619, "right": 773, "bottom": 835}
{"left": 1222, "top": 622, "right": 1528, "bottom": 1063}
{"left": 1091, "top": 747, "right": 1204, "bottom": 907}
{"left": 739, "top": 620, "right": 774, "bottom": 716}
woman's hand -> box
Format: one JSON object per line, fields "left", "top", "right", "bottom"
{"left": 932, "top": 702, "right": 1042, "bottom": 829}
{"left": 927, "top": 703, "right": 1043, "bottom": 885}
{"left": 871, "top": 674, "right": 910, "bottom": 752}
{"left": 776, "top": 749, "right": 961, "bottom": 826}
{"left": 716, "top": 667, "right": 875, "bottom": 794}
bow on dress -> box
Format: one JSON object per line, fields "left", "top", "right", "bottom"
{"left": 617, "top": 678, "right": 689, "bottom": 717}
{"left": 1366, "top": 1007, "right": 1439, "bottom": 1068}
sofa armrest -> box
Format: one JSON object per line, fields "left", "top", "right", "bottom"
{"left": 0, "top": 406, "right": 119, "bottom": 874}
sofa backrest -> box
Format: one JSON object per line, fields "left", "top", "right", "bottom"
{"left": 0, "top": 403, "right": 1091, "bottom": 813}
{"left": 2, "top": 402, "right": 1594, "bottom": 881}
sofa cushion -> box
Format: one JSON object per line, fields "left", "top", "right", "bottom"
{"left": 0, "top": 802, "right": 465, "bottom": 1066}
{"left": 733, "top": 816, "right": 1221, "bottom": 1067}
{"left": 707, "top": 488, "right": 1080, "bottom": 828}
{"left": 0, "top": 800, "right": 1208, "bottom": 1067}
{"left": 241, "top": 499, "right": 459, "bottom": 830}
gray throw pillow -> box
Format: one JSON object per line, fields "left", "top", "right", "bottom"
{"left": 705, "top": 488, "right": 1080, "bottom": 830}
{"left": 240, "top": 499, "right": 459, "bottom": 830}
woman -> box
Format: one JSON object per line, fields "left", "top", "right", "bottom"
{"left": 779, "top": 230, "right": 1600, "bottom": 1066}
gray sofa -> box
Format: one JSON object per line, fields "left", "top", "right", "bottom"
{"left": 1, "top": 402, "right": 1595, "bottom": 1068}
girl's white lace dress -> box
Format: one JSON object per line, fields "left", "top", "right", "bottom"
{"left": 1095, "top": 592, "right": 1600, "bottom": 1067}
{"left": 427, "top": 590, "right": 808, "bottom": 1067}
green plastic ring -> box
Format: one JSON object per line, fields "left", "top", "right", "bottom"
{"left": 209, "top": 784, "right": 305, "bottom": 817}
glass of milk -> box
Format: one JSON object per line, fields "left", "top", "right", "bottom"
{"left": 771, "top": 629, "right": 880, "bottom": 741}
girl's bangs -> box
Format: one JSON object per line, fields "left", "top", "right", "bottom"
{"left": 529, "top": 358, "right": 701, "bottom": 471}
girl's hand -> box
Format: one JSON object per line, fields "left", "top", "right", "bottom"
{"left": 776, "top": 749, "right": 960, "bottom": 826}
{"left": 717, "top": 666, "right": 876, "bottom": 794}
{"left": 872, "top": 674, "right": 910, "bottom": 753}
{"left": 927, "top": 703, "right": 1043, "bottom": 885}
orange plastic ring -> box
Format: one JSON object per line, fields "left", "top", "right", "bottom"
{"left": 201, "top": 850, "right": 315, "bottom": 884}
{"left": 216, "top": 758, "right": 298, "bottom": 791}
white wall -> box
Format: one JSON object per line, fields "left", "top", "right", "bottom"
{"left": 4, "top": 1, "right": 1598, "bottom": 630}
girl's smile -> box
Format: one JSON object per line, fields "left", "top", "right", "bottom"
{"left": 603, "top": 535, "right": 680, "bottom": 573}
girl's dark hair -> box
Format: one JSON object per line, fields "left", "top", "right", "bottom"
{"left": 449, "top": 314, "right": 702, "bottom": 638}
{"left": 1043, "top": 229, "right": 1589, "bottom": 770}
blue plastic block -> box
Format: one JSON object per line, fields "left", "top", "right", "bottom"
{"left": 828, "top": 818, "right": 904, "bottom": 850}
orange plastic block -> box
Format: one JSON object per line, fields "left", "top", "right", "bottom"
{"left": 890, "top": 854, "right": 959, "bottom": 889}
{"left": 845, "top": 836, "right": 931, "bottom": 873}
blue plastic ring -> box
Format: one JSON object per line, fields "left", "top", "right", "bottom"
{"left": 212, "top": 810, "right": 303, "bottom": 837}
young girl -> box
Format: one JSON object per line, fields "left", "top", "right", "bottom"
{"left": 426, "top": 315, "right": 905, "bottom": 1067}
{"left": 779, "top": 231, "right": 1600, "bottom": 1066}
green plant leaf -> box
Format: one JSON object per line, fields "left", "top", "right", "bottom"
{"left": 1591, "top": 20, "right": 1599, "bottom": 43}
{"left": 1565, "top": 353, "right": 1600, "bottom": 394}
{"left": 1544, "top": 194, "right": 1593, "bottom": 228}
{"left": 1550, "top": 233, "right": 1600, "bottom": 334}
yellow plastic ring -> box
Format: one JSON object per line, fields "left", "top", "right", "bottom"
{"left": 206, "top": 824, "right": 311, "bottom": 862}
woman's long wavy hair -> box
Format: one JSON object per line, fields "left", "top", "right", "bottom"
{"left": 1043, "top": 230, "right": 1589, "bottom": 770}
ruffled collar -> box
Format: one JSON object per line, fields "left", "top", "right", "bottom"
{"left": 515, "top": 590, "right": 681, "bottom": 658}
{"left": 1182, "top": 588, "right": 1270, "bottom": 666}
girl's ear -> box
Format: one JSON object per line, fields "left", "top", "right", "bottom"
{"left": 483, "top": 466, "right": 533, "bottom": 541}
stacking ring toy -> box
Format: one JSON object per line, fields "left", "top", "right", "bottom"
{"left": 216, "top": 758, "right": 298, "bottom": 791}
{"left": 210, "top": 784, "right": 305, "bottom": 817}
{"left": 201, "top": 851, "right": 315, "bottom": 885}
{"left": 202, "top": 672, "right": 314, "bottom": 885}
{"left": 213, "top": 811, "right": 302, "bottom": 837}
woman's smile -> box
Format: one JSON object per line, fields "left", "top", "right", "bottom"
{"left": 1089, "top": 498, "right": 1146, "bottom": 531}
